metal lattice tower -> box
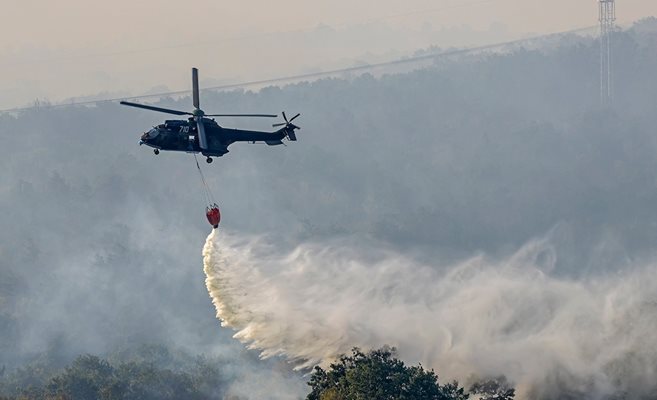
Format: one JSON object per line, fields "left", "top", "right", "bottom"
{"left": 599, "top": 0, "right": 616, "bottom": 104}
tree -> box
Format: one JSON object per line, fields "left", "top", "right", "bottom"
{"left": 46, "top": 355, "right": 113, "bottom": 399}
{"left": 40, "top": 353, "right": 207, "bottom": 400}
{"left": 307, "top": 347, "right": 469, "bottom": 400}
{"left": 469, "top": 376, "right": 515, "bottom": 400}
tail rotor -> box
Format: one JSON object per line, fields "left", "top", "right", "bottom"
{"left": 273, "top": 111, "right": 301, "bottom": 141}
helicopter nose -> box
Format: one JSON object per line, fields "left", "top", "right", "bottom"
{"left": 143, "top": 127, "right": 160, "bottom": 140}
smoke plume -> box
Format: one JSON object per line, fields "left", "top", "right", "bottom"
{"left": 203, "top": 229, "right": 657, "bottom": 399}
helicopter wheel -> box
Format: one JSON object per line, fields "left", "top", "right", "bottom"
{"left": 206, "top": 157, "right": 213, "bottom": 164}
{"left": 154, "top": 149, "right": 160, "bottom": 155}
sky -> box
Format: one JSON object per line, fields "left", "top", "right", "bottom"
{"left": 1, "top": 0, "right": 655, "bottom": 109}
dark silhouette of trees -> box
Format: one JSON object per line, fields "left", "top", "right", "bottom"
{"left": 469, "top": 376, "right": 515, "bottom": 400}
{"left": 0, "top": 348, "right": 232, "bottom": 400}
{"left": 307, "top": 347, "right": 491, "bottom": 400}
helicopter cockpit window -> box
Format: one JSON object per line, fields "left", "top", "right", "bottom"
{"left": 146, "top": 127, "right": 160, "bottom": 139}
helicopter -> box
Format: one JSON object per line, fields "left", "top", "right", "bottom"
{"left": 120, "top": 68, "right": 300, "bottom": 163}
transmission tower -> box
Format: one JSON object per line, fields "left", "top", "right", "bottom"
{"left": 599, "top": 0, "right": 615, "bottom": 104}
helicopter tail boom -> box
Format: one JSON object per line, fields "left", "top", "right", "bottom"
{"left": 286, "top": 127, "right": 298, "bottom": 141}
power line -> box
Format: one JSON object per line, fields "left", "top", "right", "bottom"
{"left": 0, "top": 25, "right": 597, "bottom": 114}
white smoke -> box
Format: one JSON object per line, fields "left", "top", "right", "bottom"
{"left": 203, "top": 229, "right": 657, "bottom": 399}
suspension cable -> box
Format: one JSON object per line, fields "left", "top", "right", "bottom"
{"left": 193, "top": 154, "right": 217, "bottom": 206}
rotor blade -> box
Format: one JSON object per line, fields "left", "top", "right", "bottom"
{"left": 272, "top": 122, "right": 287, "bottom": 127}
{"left": 197, "top": 118, "right": 209, "bottom": 150}
{"left": 192, "top": 67, "right": 200, "bottom": 110}
{"left": 289, "top": 113, "right": 301, "bottom": 122}
{"left": 282, "top": 111, "right": 288, "bottom": 123}
{"left": 120, "top": 101, "right": 191, "bottom": 116}
{"left": 205, "top": 113, "right": 278, "bottom": 118}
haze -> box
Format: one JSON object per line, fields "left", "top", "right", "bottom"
{"left": 1, "top": 0, "right": 655, "bottom": 109}
{"left": 1, "top": 2, "right": 657, "bottom": 397}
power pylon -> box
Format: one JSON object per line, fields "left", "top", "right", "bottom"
{"left": 599, "top": 0, "right": 616, "bottom": 104}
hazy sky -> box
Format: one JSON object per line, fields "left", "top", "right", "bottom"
{"left": 1, "top": 0, "right": 655, "bottom": 109}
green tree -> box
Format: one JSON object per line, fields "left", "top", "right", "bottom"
{"left": 40, "top": 353, "right": 207, "bottom": 400}
{"left": 307, "top": 347, "right": 469, "bottom": 400}
{"left": 104, "top": 361, "right": 201, "bottom": 400}
{"left": 46, "top": 355, "right": 113, "bottom": 399}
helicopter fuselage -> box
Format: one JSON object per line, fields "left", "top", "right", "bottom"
{"left": 140, "top": 118, "right": 288, "bottom": 157}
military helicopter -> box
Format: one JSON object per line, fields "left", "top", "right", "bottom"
{"left": 120, "top": 68, "right": 300, "bottom": 163}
